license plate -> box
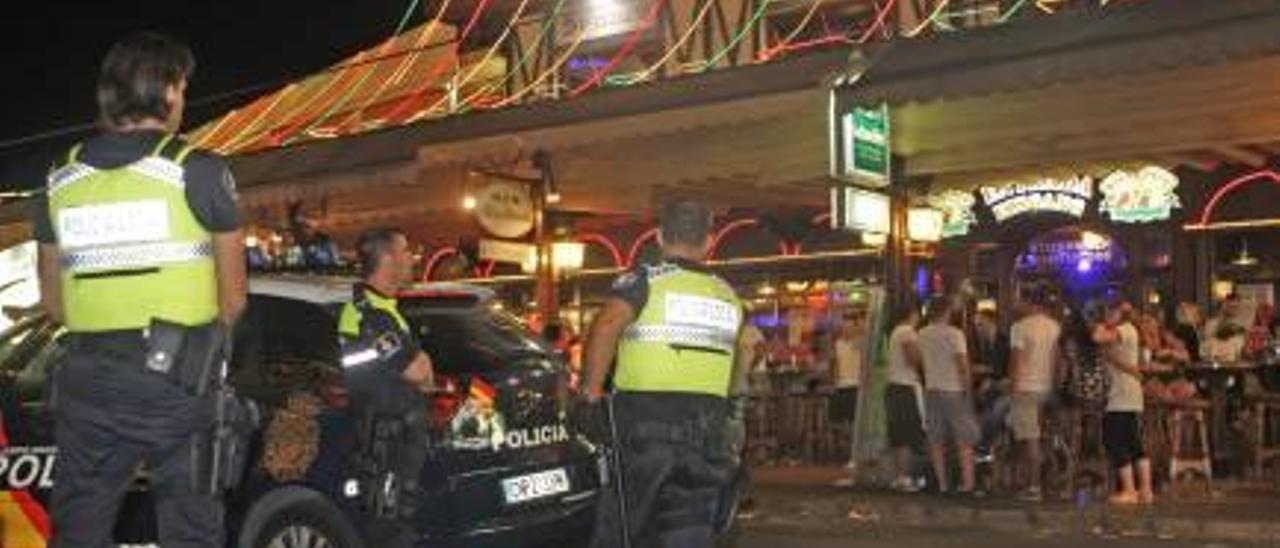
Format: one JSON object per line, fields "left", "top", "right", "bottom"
{"left": 502, "top": 468, "right": 570, "bottom": 505}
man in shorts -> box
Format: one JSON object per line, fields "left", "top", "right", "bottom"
{"left": 917, "top": 297, "right": 980, "bottom": 495}
{"left": 1008, "top": 297, "right": 1061, "bottom": 501}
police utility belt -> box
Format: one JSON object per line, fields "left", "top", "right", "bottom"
{"left": 142, "top": 318, "right": 224, "bottom": 397}
{"left": 141, "top": 318, "right": 259, "bottom": 495}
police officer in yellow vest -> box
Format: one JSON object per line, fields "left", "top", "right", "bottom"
{"left": 582, "top": 200, "right": 745, "bottom": 548}
{"left": 337, "top": 228, "right": 435, "bottom": 534}
{"left": 33, "top": 33, "right": 247, "bottom": 548}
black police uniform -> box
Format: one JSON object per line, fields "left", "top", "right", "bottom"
{"left": 32, "top": 131, "right": 240, "bottom": 548}
{"left": 337, "top": 283, "right": 430, "bottom": 532}
{"left": 590, "top": 258, "right": 737, "bottom": 548}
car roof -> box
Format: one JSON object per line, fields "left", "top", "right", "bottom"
{"left": 248, "top": 274, "right": 494, "bottom": 306}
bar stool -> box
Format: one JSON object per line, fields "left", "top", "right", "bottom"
{"left": 1244, "top": 392, "right": 1280, "bottom": 481}
{"left": 1166, "top": 399, "right": 1213, "bottom": 489}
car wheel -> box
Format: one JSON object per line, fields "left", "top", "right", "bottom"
{"left": 238, "top": 486, "right": 366, "bottom": 548}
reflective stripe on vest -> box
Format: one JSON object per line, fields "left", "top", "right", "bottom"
{"left": 622, "top": 324, "right": 737, "bottom": 354}
{"left": 49, "top": 136, "right": 218, "bottom": 332}
{"left": 62, "top": 240, "right": 213, "bottom": 273}
{"left": 614, "top": 264, "right": 742, "bottom": 397}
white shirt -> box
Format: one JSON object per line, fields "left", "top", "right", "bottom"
{"left": 918, "top": 322, "right": 968, "bottom": 392}
{"left": 888, "top": 324, "right": 922, "bottom": 387}
{"left": 1107, "top": 323, "right": 1145, "bottom": 412}
{"left": 833, "top": 336, "right": 864, "bottom": 388}
{"left": 1010, "top": 313, "right": 1061, "bottom": 393}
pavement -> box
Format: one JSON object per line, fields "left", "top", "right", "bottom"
{"left": 734, "top": 529, "right": 1278, "bottom": 548}
{"left": 734, "top": 466, "right": 1280, "bottom": 545}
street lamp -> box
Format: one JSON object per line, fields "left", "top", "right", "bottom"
{"left": 551, "top": 241, "right": 585, "bottom": 273}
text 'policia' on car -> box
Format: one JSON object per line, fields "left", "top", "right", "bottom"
{"left": 0, "top": 275, "right": 603, "bottom": 548}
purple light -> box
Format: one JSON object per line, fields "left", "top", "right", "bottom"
{"left": 1076, "top": 258, "right": 1093, "bottom": 273}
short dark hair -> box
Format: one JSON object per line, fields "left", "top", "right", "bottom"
{"left": 891, "top": 299, "right": 921, "bottom": 327}
{"left": 659, "top": 200, "right": 713, "bottom": 248}
{"left": 356, "top": 227, "right": 406, "bottom": 278}
{"left": 97, "top": 32, "right": 195, "bottom": 129}
{"left": 925, "top": 296, "right": 953, "bottom": 322}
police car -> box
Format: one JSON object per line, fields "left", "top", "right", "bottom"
{"left": 0, "top": 275, "right": 602, "bottom": 547}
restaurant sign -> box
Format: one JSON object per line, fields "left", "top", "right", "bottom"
{"left": 1099, "top": 165, "right": 1180, "bottom": 224}
{"left": 831, "top": 99, "right": 891, "bottom": 188}
{"left": 830, "top": 186, "right": 891, "bottom": 234}
{"left": 980, "top": 176, "right": 1093, "bottom": 223}
{"left": 474, "top": 179, "right": 535, "bottom": 239}
{"left": 928, "top": 190, "right": 978, "bottom": 238}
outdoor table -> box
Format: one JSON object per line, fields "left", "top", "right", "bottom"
{"left": 1182, "top": 360, "right": 1258, "bottom": 474}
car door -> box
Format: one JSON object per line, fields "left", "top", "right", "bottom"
{"left": 1, "top": 316, "right": 61, "bottom": 548}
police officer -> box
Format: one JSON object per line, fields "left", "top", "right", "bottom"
{"left": 34, "top": 33, "right": 246, "bottom": 548}
{"left": 582, "top": 200, "right": 745, "bottom": 548}
{"left": 337, "top": 228, "right": 435, "bottom": 531}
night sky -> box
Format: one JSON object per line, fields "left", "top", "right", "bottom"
{"left": 0, "top": 0, "right": 427, "bottom": 191}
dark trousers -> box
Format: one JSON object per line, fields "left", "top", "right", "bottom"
{"left": 590, "top": 392, "right": 734, "bottom": 548}
{"left": 51, "top": 341, "right": 221, "bottom": 548}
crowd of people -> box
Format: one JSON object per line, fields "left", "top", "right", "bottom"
{"left": 738, "top": 287, "right": 1280, "bottom": 505}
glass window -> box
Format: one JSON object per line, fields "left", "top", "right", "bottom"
{"left": 403, "top": 304, "right": 557, "bottom": 376}
{"left": 231, "top": 296, "right": 339, "bottom": 397}
{"left": 0, "top": 317, "right": 60, "bottom": 403}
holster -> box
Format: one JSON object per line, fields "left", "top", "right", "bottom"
{"left": 159, "top": 319, "right": 260, "bottom": 495}
{"left": 145, "top": 319, "right": 225, "bottom": 397}
{"left": 359, "top": 411, "right": 408, "bottom": 519}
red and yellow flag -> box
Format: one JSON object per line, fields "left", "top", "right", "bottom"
{"left": 0, "top": 412, "right": 51, "bottom": 547}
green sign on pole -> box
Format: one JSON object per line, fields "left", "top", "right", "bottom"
{"left": 840, "top": 103, "right": 890, "bottom": 187}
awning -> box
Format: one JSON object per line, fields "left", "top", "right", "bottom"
{"left": 843, "top": 0, "right": 1280, "bottom": 106}
{"left": 834, "top": 0, "right": 1280, "bottom": 184}
{"left": 229, "top": 48, "right": 851, "bottom": 188}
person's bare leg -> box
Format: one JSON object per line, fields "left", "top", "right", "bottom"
{"left": 958, "top": 444, "right": 976, "bottom": 492}
{"left": 1136, "top": 458, "right": 1154, "bottom": 503}
{"left": 1024, "top": 439, "right": 1042, "bottom": 491}
{"left": 1111, "top": 464, "right": 1139, "bottom": 504}
{"left": 930, "top": 444, "right": 949, "bottom": 493}
{"left": 895, "top": 447, "right": 911, "bottom": 481}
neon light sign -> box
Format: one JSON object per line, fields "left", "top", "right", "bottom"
{"left": 1099, "top": 166, "right": 1180, "bottom": 223}
{"left": 981, "top": 176, "right": 1092, "bottom": 223}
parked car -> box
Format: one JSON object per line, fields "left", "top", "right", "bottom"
{"left": 0, "top": 275, "right": 603, "bottom": 548}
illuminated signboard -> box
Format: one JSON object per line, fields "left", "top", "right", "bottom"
{"left": 1099, "top": 165, "right": 1180, "bottom": 223}
{"left": 830, "top": 95, "right": 891, "bottom": 188}
{"left": 559, "top": 0, "right": 647, "bottom": 45}
{"left": 928, "top": 190, "right": 978, "bottom": 238}
{"left": 981, "top": 176, "right": 1093, "bottom": 223}
{"left": 830, "top": 186, "right": 891, "bottom": 234}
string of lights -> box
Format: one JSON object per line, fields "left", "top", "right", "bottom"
{"left": 213, "top": 0, "right": 488, "bottom": 152}
{"left": 379, "top": 0, "right": 499, "bottom": 125}
{"left": 413, "top": 0, "right": 535, "bottom": 121}
{"left": 619, "top": 0, "right": 722, "bottom": 84}
{"left": 219, "top": 53, "right": 368, "bottom": 151}
{"left": 756, "top": 0, "right": 897, "bottom": 62}
{"left": 567, "top": 0, "right": 669, "bottom": 97}
{"left": 757, "top": 0, "right": 828, "bottom": 61}
{"left": 330, "top": 0, "right": 457, "bottom": 134}
{"left": 285, "top": 0, "right": 426, "bottom": 143}
{"left": 486, "top": 27, "right": 586, "bottom": 108}
{"left": 694, "top": 0, "right": 774, "bottom": 72}
{"left": 456, "top": 0, "right": 572, "bottom": 110}
{"left": 905, "top": 0, "right": 952, "bottom": 37}
{"left": 207, "top": 83, "right": 298, "bottom": 153}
